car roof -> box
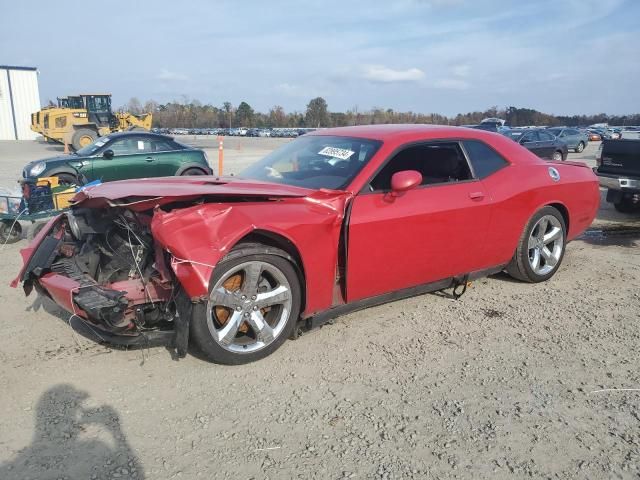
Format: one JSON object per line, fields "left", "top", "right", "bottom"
{"left": 105, "top": 131, "right": 176, "bottom": 142}
{"left": 306, "top": 124, "right": 505, "bottom": 142}
{"left": 306, "top": 124, "right": 543, "bottom": 167}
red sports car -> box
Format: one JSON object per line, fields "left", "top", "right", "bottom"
{"left": 12, "top": 125, "right": 599, "bottom": 364}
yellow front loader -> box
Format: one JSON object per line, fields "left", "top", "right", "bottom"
{"left": 37, "top": 94, "right": 153, "bottom": 150}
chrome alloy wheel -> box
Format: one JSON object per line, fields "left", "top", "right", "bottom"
{"left": 206, "top": 261, "right": 292, "bottom": 353}
{"left": 527, "top": 215, "right": 564, "bottom": 276}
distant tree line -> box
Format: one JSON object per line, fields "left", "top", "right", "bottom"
{"left": 120, "top": 97, "right": 640, "bottom": 129}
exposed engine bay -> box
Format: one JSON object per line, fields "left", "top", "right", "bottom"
{"left": 23, "top": 209, "right": 177, "bottom": 336}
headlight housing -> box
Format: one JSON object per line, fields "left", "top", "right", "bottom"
{"left": 29, "top": 161, "right": 46, "bottom": 177}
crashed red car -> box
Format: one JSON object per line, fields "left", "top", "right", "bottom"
{"left": 12, "top": 125, "right": 599, "bottom": 364}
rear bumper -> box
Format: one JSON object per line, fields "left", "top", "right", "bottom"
{"left": 595, "top": 169, "right": 640, "bottom": 192}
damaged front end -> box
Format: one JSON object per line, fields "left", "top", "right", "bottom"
{"left": 15, "top": 208, "right": 189, "bottom": 352}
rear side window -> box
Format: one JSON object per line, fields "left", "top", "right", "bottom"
{"left": 169, "top": 141, "right": 187, "bottom": 150}
{"left": 462, "top": 140, "right": 509, "bottom": 179}
{"left": 539, "top": 131, "right": 555, "bottom": 141}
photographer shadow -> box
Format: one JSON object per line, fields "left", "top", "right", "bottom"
{"left": 0, "top": 384, "right": 145, "bottom": 479}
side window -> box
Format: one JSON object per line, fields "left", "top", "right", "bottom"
{"left": 567, "top": 129, "right": 579, "bottom": 136}
{"left": 521, "top": 131, "right": 539, "bottom": 143}
{"left": 107, "top": 137, "right": 137, "bottom": 155}
{"left": 370, "top": 142, "right": 472, "bottom": 191}
{"left": 462, "top": 140, "right": 509, "bottom": 179}
{"left": 539, "top": 131, "right": 554, "bottom": 141}
{"left": 149, "top": 139, "right": 174, "bottom": 152}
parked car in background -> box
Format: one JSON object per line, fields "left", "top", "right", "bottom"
{"left": 22, "top": 132, "right": 212, "bottom": 186}
{"left": 595, "top": 139, "right": 640, "bottom": 212}
{"left": 546, "top": 127, "right": 589, "bottom": 153}
{"left": 501, "top": 128, "right": 569, "bottom": 161}
{"left": 608, "top": 129, "right": 622, "bottom": 140}
{"left": 587, "top": 130, "right": 603, "bottom": 141}
{"left": 14, "top": 125, "right": 599, "bottom": 364}
{"left": 470, "top": 123, "right": 500, "bottom": 132}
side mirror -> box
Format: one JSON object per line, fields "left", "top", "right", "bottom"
{"left": 103, "top": 149, "right": 114, "bottom": 159}
{"left": 390, "top": 170, "right": 422, "bottom": 196}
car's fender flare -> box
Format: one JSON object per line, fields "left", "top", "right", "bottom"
{"left": 526, "top": 199, "right": 570, "bottom": 236}
{"left": 150, "top": 208, "right": 310, "bottom": 302}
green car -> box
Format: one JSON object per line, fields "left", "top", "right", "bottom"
{"left": 22, "top": 132, "right": 212, "bottom": 185}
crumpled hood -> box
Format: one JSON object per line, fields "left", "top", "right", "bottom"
{"left": 71, "top": 176, "right": 316, "bottom": 211}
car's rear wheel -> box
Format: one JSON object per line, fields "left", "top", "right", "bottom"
{"left": 180, "top": 168, "right": 207, "bottom": 176}
{"left": 552, "top": 150, "right": 564, "bottom": 161}
{"left": 575, "top": 141, "right": 585, "bottom": 153}
{"left": 190, "top": 244, "right": 301, "bottom": 364}
{"left": 506, "top": 206, "right": 566, "bottom": 283}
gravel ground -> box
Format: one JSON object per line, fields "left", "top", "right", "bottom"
{"left": 0, "top": 137, "right": 638, "bottom": 479}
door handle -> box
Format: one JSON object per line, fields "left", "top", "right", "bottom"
{"left": 469, "top": 191, "right": 485, "bottom": 200}
{"left": 145, "top": 156, "right": 155, "bottom": 162}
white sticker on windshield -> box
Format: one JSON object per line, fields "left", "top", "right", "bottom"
{"left": 137, "top": 141, "right": 145, "bottom": 150}
{"left": 318, "top": 146, "right": 355, "bottom": 160}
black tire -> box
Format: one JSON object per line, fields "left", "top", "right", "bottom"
{"left": 180, "top": 168, "right": 207, "bottom": 176}
{"left": 506, "top": 206, "right": 567, "bottom": 283}
{"left": 613, "top": 197, "right": 639, "bottom": 213}
{"left": 71, "top": 128, "right": 97, "bottom": 151}
{"left": 575, "top": 141, "right": 585, "bottom": 153}
{"left": 190, "top": 243, "right": 302, "bottom": 364}
{"left": 552, "top": 150, "right": 564, "bottom": 161}
{"left": 53, "top": 173, "right": 79, "bottom": 187}
{"left": 0, "top": 219, "right": 22, "bottom": 244}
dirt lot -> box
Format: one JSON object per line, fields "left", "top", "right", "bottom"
{"left": 0, "top": 137, "right": 639, "bottom": 479}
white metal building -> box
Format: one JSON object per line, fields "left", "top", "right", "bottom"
{"left": 0, "top": 65, "right": 41, "bottom": 140}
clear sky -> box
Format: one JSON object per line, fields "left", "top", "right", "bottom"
{"left": 2, "top": 0, "right": 638, "bottom": 116}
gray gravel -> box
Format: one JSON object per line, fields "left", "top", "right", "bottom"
{"left": 0, "top": 138, "right": 639, "bottom": 479}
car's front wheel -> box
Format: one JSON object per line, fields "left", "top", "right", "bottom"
{"left": 613, "top": 196, "right": 640, "bottom": 213}
{"left": 552, "top": 150, "right": 564, "bottom": 161}
{"left": 53, "top": 173, "right": 78, "bottom": 187}
{"left": 575, "top": 141, "right": 585, "bottom": 153}
{"left": 506, "top": 206, "right": 566, "bottom": 283}
{"left": 190, "top": 244, "right": 301, "bottom": 364}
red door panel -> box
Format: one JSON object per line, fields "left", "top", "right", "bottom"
{"left": 346, "top": 181, "right": 492, "bottom": 302}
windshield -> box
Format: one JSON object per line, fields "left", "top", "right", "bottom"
{"left": 240, "top": 135, "right": 382, "bottom": 190}
{"left": 547, "top": 128, "right": 561, "bottom": 135}
{"left": 75, "top": 135, "right": 111, "bottom": 156}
